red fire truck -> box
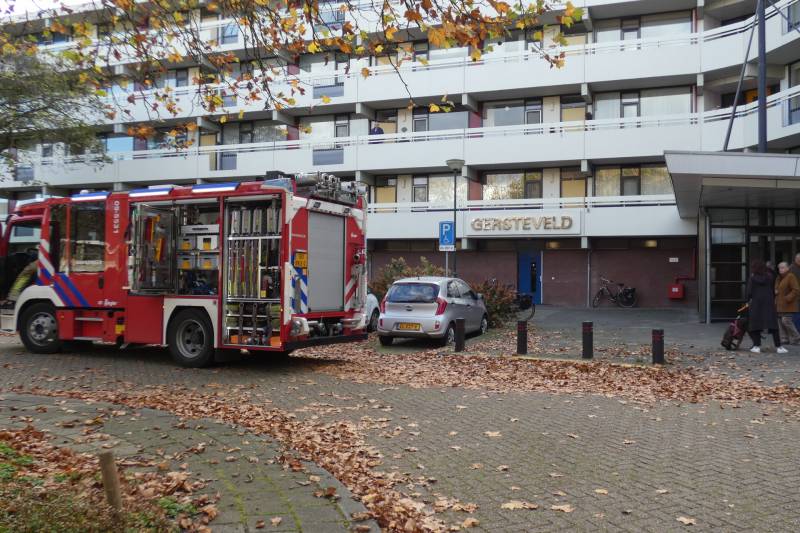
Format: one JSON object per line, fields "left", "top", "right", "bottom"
{"left": 0, "top": 174, "right": 369, "bottom": 366}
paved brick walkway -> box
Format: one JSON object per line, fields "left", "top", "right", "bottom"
{"left": 1, "top": 337, "right": 800, "bottom": 531}
{"left": 0, "top": 390, "right": 377, "bottom": 533}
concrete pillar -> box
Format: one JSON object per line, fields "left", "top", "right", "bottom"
{"left": 698, "top": 209, "right": 709, "bottom": 323}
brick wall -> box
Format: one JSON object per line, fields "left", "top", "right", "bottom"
{"left": 542, "top": 250, "right": 588, "bottom": 306}
{"left": 589, "top": 247, "right": 698, "bottom": 308}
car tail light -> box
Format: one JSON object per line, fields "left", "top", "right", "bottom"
{"left": 435, "top": 297, "right": 447, "bottom": 315}
{"left": 379, "top": 296, "right": 387, "bottom": 313}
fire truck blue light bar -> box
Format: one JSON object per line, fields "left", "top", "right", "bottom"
{"left": 71, "top": 191, "right": 109, "bottom": 201}
{"left": 129, "top": 186, "right": 174, "bottom": 198}
{"left": 191, "top": 182, "right": 238, "bottom": 193}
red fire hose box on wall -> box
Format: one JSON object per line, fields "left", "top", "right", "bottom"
{"left": 668, "top": 283, "right": 685, "bottom": 300}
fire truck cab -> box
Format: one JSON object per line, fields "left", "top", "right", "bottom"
{"left": 0, "top": 174, "right": 369, "bottom": 366}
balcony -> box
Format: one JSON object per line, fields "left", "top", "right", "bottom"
{"left": 365, "top": 195, "right": 695, "bottom": 240}
{"left": 5, "top": 84, "right": 800, "bottom": 188}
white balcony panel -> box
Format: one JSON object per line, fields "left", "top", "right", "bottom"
{"left": 464, "top": 126, "right": 585, "bottom": 166}
{"left": 585, "top": 39, "right": 700, "bottom": 83}
{"left": 585, "top": 116, "right": 701, "bottom": 159}
{"left": 359, "top": 67, "right": 465, "bottom": 104}
{"left": 356, "top": 135, "right": 466, "bottom": 172}
{"left": 585, "top": 205, "right": 695, "bottom": 236}
{"left": 464, "top": 54, "right": 584, "bottom": 94}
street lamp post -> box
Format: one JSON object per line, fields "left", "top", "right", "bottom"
{"left": 446, "top": 158, "right": 465, "bottom": 277}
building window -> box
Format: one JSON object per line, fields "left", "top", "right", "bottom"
{"left": 221, "top": 23, "right": 238, "bottom": 44}
{"left": 621, "top": 92, "right": 640, "bottom": 119}
{"left": 174, "top": 68, "right": 189, "bottom": 87}
{"left": 484, "top": 99, "right": 542, "bottom": 127}
{"left": 334, "top": 114, "right": 350, "bottom": 137}
{"left": 372, "top": 110, "right": 397, "bottom": 134}
{"left": 791, "top": 61, "right": 800, "bottom": 124}
{"left": 96, "top": 22, "right": 112, "bottom": 38}
{"left": 560, "top": 167, "right": 586, "bottom": 198}
{"left": 640, "top": 165, "right": 672, "bottom": 194}
{"left": 413, "top": 107, "right": 469, "bottom": 132}
{"left": 373, "top": 177, "right": 397, "bottom": 204}
{"left": 560, "top": 96, "right": 586, "bottom": 122}
{"left": 594, "top": 164, "right": 672, "bottom": 196}
{"left": 621, "top": 17, "right": 641, "bottom": 44}
{"left": 621, "top": 167, "right": 641, "bottom": 195}
{"left": 483, "top": 170, "right": 542, "bottom": 200}
{"left": 412, "top": 108, "right": 429, "bottom": 132}
{"left": 412, "top": 176, "right": 428, "bottom": 202}
{"left": 791, "top": 4, "right": 800, "bottom": 31}
{"left": 239, "top": 121, "right": 254, "bottom": 144}
{"left": 41, "top": 144, "right": 54, "bottom": 158}
{"left": 594, "top": 166, "right": 621, "bottom": 196}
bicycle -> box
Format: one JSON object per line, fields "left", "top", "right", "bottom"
{"left": 592, "top": 276, "right": 638, "bottom": 308}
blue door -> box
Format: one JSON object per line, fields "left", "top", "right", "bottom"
{"left": 517, "top": 251, "right": 542, "bottom": 305}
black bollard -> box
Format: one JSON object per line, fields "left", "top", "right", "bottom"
{"left": 652, "top": 329, "right": 665, "bottom": 365}
{"left": 455, "top": 318, "right": 466, "bottom": 352}
{"left": 582, "top": 321, "right": 593, "bottom": 359}
{"left": 517, "top": 320, "right": 528, "bottom": 355}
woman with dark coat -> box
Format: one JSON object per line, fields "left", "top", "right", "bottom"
{"left": 747, "top": 260, "right": 787, "bottom": 354}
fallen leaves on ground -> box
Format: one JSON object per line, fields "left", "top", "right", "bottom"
{"left": 0, "top": 425, "right": 215, "bottom": 531}
{"left": 551, "top": 504, "right": 574, "bottom": 513}
{"left": 16, "top": 386, "right": 445, "bottom": 532}
{"left": 501, "top": 500, "right": 539, "bottom": 510}
{"left": 299, "top": 334, "right": 800, "bottom": 413}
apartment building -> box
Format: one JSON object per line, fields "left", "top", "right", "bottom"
{"left": 2, "top": 0, "right": 800, "bottom": 318}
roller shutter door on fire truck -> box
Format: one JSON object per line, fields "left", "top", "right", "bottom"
{"left": 307, "top": 212, "right": 345, "bottom": 311}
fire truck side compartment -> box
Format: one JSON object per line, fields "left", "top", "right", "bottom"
{"left": 307, "top": 212, "right": 345, "bottom": 312}
{"left": 125, "top": 295, "right": 164, "bottom": 344}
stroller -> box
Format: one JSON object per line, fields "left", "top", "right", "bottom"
{"left": 720, "top": 304, "right": 749, "bottom": 350}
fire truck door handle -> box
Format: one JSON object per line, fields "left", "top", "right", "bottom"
{"left": 98, "top": 276, "right": 104, "bottom": 289}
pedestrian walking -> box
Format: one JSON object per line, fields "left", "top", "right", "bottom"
{"left": 747, "top": 260, "right": 787, "bottom": 354}
{"left": 776, "top": 261, "right": 800, "bottom": 345}
{"left": 791, "top": 253, "right": 800, "bottom": 332}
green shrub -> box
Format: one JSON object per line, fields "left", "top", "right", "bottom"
{"left": 369, "top": 256, "right": 445, "bottom": 300}
{"left": 467, "top": 280, "right": 517, "bottom": 327}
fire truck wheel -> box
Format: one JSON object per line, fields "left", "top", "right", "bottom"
{"left": 168, "top": 309, "right": 215, "bottom": 368}
{"left": 20, "top": 302, "right": 62, "bottom": 354}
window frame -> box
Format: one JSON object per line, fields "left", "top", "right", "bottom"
{"left": 69, "top": 203, "right": 106, "bottom": 273}
{"left": 412, "top": 175, "right": 429, "bottom": 202}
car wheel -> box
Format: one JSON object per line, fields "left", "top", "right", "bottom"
{"left": 167, "top": 309, "right": 215, "bottom": 368}
{"left": 439, "top": 323, "right": 455, "bottom": 347}
{"left": 480, "top": 315, "right": 489, "bottom": 335}
{"left": 19, "top": 302, "right": 62, "bottom": 354}
{"left": 368, "top": 309, "right": 379, "bottom": 332}
{"left": 378, "top": 335, "right": 393, "bottom": 346}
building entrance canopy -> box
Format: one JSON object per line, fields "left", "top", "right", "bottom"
{"left": 666, "top": 151, "right": 800, "bottom": 321}
{"left": 666, "top": 151, "right": 800, "bottom": 218}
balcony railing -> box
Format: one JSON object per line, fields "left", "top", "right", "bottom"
{"left": 11, "top": 83, "right": 800, "bottom": 182}
{"left": 366, "top": 195, "right": 678, "bottom": 214}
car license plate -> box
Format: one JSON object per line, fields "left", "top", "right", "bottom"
{"left": 397, "top": 322, "right": 420, "bottom": 331}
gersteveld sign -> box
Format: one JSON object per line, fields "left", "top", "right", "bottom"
{"left": 466, "top": 211, "right": 581, "bottom": 237}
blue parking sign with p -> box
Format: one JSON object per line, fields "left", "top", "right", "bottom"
{"left": 439, "top": 221, "right": 455, "bottom": 251}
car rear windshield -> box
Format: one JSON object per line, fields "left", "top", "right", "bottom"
{"left": 386, "top": 283, "right": 439, "bottom": 303}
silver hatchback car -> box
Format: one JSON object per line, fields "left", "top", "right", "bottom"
{"left": 377, "top": 277, "right": 489, "bottom": 346}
